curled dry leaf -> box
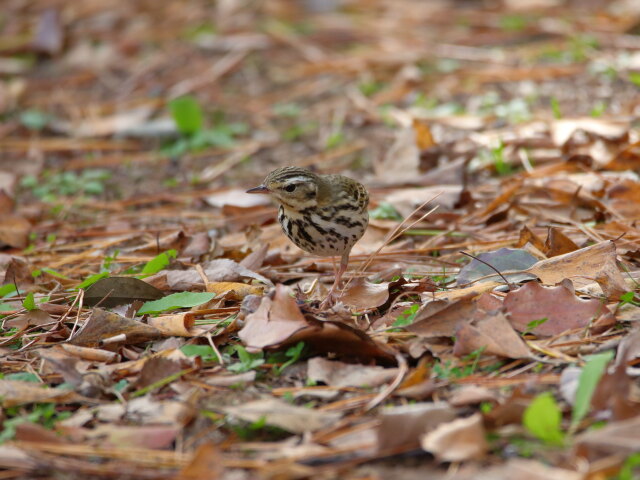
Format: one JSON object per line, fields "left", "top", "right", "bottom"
{"left": 0, "top": 380, "right": 87, "bottom": 407}
{"left": 307, "top": 357, "right": 399, "bottom": 388}
{"left": 576, "top": 415, "right": 640, "bottom": 460}
{"left": 527, "top": 240, "right": 627, "bottom": 300}
{"left": 0, "top": 254, "right": 32, "bottom": 288}
{"left": 5, "top": 309, "right": 53, "bottom": 329}
{"left": 70, "top": 308, "right": 163, "bottom": 347}
{"left": 238, "top": 284, "right": 310, "bottom": 351}
{"left": 145, "top": 258, "right": 273, "bottom": 291}
{"left": 420, "top": 413, "right": 488, "bottom": 462}
{"left": 205, "top": 281, "right": 263, "bottom": 300}
{"left": 148, "top": 313, "right": 210, "bottom": 337}
{"left": 0, "top": 214, "right": 30, "bottom": 248}
{"left": 376, "top": 402, "right": 457, "bottom": 452}
{"left": 407, "top": 293, "right": 478, "bottom": 338}
{"left": 223, "top": 397, "right": 341, "bottom": 434}
{"left": 454, "top": 311, "right": 530, "bottom": 359}
{"left": 340, "top": 277, "right": 389, "bottom": 310}
{"left": 504, "top": 282, "right": 614, "bottom": 336}
{"left": 240, "top": 285, "right": 396, "bottom": 363}
{"left": 178, "top": 442, "right": 223, "bottom": 480}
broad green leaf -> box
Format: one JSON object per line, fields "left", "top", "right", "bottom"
{"left": 77, "top": 272, "right": 109, "bottom": 290}
{"left": 0, "top": 284, "right": 16, "bottom": 298}
{"left": 571, "top": 350, "right": 614, "bottom": 429}
{"left": 169, "top": 96, "right": 203, "bottom": 134}
{"left": 138, "top": 291, "right": 216, "bottom": 315}
{"left": 523, "top": 392, "right": 565, "bottom": 445}
{"left": 180, "top": 345, "right": 219, "bottom": 362}
{"left": 141, "top": 250, "right": 177, "bottom": 275}
{"left": 23, "top": 292, "right": 36, "bottom": 311}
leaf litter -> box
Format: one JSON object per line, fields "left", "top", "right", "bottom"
{"left": 2, "top": 0, "right": 640, "bottom": 478}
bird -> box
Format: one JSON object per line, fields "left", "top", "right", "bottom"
{"left": 246, "top": 166, "right": 369, "bottom": 306}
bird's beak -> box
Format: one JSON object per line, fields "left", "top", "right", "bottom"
{"left": 246, "top": 185, "right": 270, "bottom": 194}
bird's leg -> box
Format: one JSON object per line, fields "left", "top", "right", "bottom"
{"left": 320, "top": 250, "right": 350, "bottom": 308}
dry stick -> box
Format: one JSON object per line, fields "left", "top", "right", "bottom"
{"left": 345, "top": 193, "right": 442, "bottom": 290}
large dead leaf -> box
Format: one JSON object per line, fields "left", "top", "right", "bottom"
{"left": 406, "top": 294, "right": 479, "bottom": 338}
{"left": 340, "top": 277, "right": 389, "bottom": 310}
{"left": 528, "top": 240, "right": 627, "bottom": 300}
{"left": 0, "top": 380, "right": 87, "bottom": 407}
{"left": 420, "top": 413, "right": 488, "bottom": 462}
{"left": 84, "top": 277, "right": 164, "bottom": 307}
{"left": 307, "top": 357, "right": 399, "bottom": 388}
{"left": 240, "top": 285, "right": 396, "bottom": 363}
{"left": 454, "top": 311, "right": 531, "bottom": 359}
{"left": 223, "top": 397, "right": 341, "bottom": 434}
{"left": 376, "top": 402, "right": 457, "bottom": 452}
{"left": 504, "top": 282, "right": 614, "bottom": 336}
{"left": 238, "top": 285, "right": 310, "bottom": 350}
{"left": 70, "top": 308, "right": 163, "bottom": 347}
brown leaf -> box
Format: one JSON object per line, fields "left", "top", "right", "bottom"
{"left": 376, "top": 402, "right": 457, "bottom": 452}
{"left": 223, "top": 397, "right": 341, "bottom": 434}
{"left": 528, "top": 240, "right": 627, "bottom": 300}
{"left": 454, "top": 311, "right": 531, "bottom": 359}
{"left": 504, "top": 282, "right": 614, "bottom": 336}
{"left": 420, "top": 413, "right": 488, "bottom": 462}
{"left": 545, "top": 227, "right": 579, "bottom": 257}
{"left": 307, "top": 357, "right": 399, "bottom": 388}
{"left": 0, "top": 215, "right": 30, "bottom": 248}
{"left": 134, "top": 357, "right": 185, "bottom": 389}
{"left": 238, "top": 284, "right": 311, "bottom": 350}
{"left": 145, "top": 258, "right": 272, "bottom": 291}
{"left": 5, "top": 309, "right": 53, "bottom": 329}
{"left": 84, "top": 277, "right": 164, "bottom": 308}
{"left": 576, "top": 415, "right": 640, "bottom": 461}
{"left": 340, "top": 277, "right": 389, "bottom": 310}
{"left": 177, "top": 442, "right": 222, "bottom": 480}
{"left": 0, "top": 380, "right": 86, "bottom": 407}
{"left": 406, "top": 294, "right": 478, "bottom": 338}
{"left": 70, "top": 308, "right": 163, "bottom": 347}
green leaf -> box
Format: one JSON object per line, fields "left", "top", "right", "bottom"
{"left": 571, "top": 350, "right": 614, "bottom": 429}
{"left": 0, "top": 284, "right": 17, "bottom": 298}
{"left": 629, "top": 72, "right": 640, "bottom": 87}
{"left": 227, "top": 345, "right": 264, "bottom": 373}
{"left": 20, "top": 109, "right": 50, "bottom": 131}
{"left": 137, "top": 291, "right": 216, "bottom": 315}
{"left": 370, "top": 202, "right": 403, "bottom": 221}
{"left": 180, "top": 344, "right": 219, "bottom": 362}
{"left": 524, "top": 317, "right": 548, "bottom": 335}
{"left": 140, "top": 250, "right": 177, "bottom": 275}
{"left": 23, "top": 292, "right": 36, "bottom": 311}
{"left": 169, "top": 96, "right": 203, "bottom": 134}
{"left": 77, "top": 272, "right": 109, "bottom": 290}
{"left": 392, "top": 304, "right": 420, "bottom": 327}
{"left": 5, "top": 372, "right": 40, "bottom": 383}
{"left": 523, "top": 392, "right": 565, "bottom": 445}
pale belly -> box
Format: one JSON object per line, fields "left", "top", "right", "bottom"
{"left": 277, "top": 206, "right": 368, "bottom": 257}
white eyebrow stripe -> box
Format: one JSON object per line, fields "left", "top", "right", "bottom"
{"left": 282, "top": 176, "right": 311, "bottom": 184}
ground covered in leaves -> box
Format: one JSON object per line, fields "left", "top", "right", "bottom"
{"left": 1, "top": 0, "right": 640, "bottom": 478}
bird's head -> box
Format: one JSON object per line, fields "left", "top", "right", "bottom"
{"left": 246, "top": 167, "right": 322, "bottom": 211}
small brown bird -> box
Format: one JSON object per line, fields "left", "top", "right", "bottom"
{"left": 247, "top": 166, "right": 369, "bottom": 305}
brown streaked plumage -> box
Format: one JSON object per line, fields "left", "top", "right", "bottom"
{"left": 247, "top": 166, "right": 369, "bottom": 305}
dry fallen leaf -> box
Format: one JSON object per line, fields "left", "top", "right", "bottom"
{"left": 420, "top": 413, "right": 488, "bottom": 462}
{"left": 504, "top": 282, "right": 614, "bottom": 336}
{"left": 223, "top": 397, "right": 342, "bottom": 434}
{"left": 307, "top": 357, "right": 399, "bottom": 388}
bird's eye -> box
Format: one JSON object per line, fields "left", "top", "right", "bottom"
{"left": 284, "top": 184, "right": 296, "bottom": 192}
